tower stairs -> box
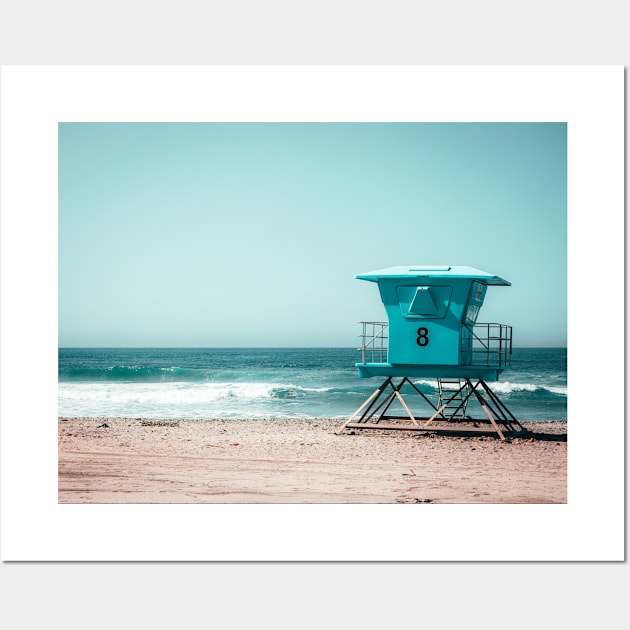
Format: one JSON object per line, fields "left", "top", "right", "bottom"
{"left": 437, "top": 379, "right": 471, "bottom": 420}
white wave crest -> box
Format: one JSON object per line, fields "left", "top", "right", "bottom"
{"left": 488, "top": 381, "right": 567, "bottom": 396}
{"left": 58, "top": 381, "right": 332, "bottom": 405}
{"left": 410, "top": 379, "right": 566, "bottom": 396}
{"left": 412, "top": 379, "right": 440, "bottom": 389}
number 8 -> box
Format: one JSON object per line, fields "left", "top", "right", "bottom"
{"left": 416, "top": 327, "right": 429, "bottom": 347}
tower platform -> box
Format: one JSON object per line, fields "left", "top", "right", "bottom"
{"left": 356, "top": 362, "right": 504, "bottom": 382}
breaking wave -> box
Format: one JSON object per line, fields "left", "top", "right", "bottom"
{"left": 412, "top": 379, "right": 566, "bottom": 397}
{"left": 59, "top": 381, "right": 333, "bottom": 405}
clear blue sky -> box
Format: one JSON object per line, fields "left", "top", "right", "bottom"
{"left": 58, "top": 122, "right": 566, "bottom": 347}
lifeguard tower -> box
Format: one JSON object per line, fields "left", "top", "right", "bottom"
{"left": 342, "top": 265, "right": 526, "bottom": 440}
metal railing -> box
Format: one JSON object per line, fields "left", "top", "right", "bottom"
{"left": 357, "top": 321, "right": 512, "bottom": 368}
{"left": 461, "top": 323, "right": 512, "bottom": 367}
{"left": 358, "top": 321, "right": 388, "bottom": 364}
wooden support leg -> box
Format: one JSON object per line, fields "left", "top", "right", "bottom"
{"left": 423, "top": 404, "right": 448, "bottom": 427}
{"left": 394, "top": 390, "right": 419, "bottom": 426}
{"left": 480, "top": 404, "right": 506, "bottom": 441}
{"left": 340, "top": 386, "right": 382, "bottom": 430}
{"left": 478, "top": 380, "right": 525, "bottom": 432}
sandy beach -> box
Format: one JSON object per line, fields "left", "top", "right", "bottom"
{"left": 58, "top": 417, "right": 566, "bottom": 504}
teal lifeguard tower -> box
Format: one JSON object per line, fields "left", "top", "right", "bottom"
{"left": 342, "top": 265, "right": 526, "bottom": 440}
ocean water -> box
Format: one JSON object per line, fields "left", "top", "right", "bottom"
{"left": 58, "top": 347, "right": 567, "bottom": 422}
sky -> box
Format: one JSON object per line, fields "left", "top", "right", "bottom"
{"left": 58, "top": 122, "right": 567, "bottom": 348}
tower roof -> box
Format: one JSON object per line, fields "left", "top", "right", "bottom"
{"left": 355, "top": 265, "right": 510, "bottom": 286}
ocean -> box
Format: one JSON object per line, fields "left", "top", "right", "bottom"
{"left": 58, "top": 347, "right": 567, "bottom": 422}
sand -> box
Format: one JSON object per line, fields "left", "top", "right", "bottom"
{"left": 58, "top": 417, "right": 566, "bottom": 504}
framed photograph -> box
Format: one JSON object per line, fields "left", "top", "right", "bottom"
{"left": 1, "top": 66, "right": 624, "bottom": 561}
